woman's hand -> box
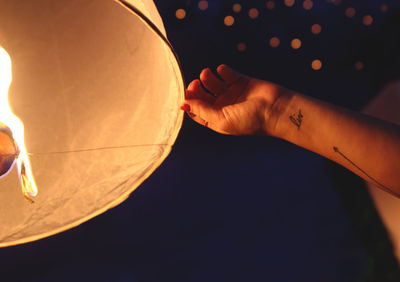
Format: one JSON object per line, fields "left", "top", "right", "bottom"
{"left": 181, "top": 65, "right": 286, "bottom": 136}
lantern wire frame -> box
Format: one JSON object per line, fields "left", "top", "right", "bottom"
{"left": 0, "top": 0, "right": 186, "bottom": 247}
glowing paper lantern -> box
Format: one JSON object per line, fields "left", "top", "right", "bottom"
{"left": 0, "top": 0, "right": 184, "bottom": 246}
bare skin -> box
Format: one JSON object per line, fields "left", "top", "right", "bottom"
{"left": 181, "top": 65, "right": 400, "bottom": 197}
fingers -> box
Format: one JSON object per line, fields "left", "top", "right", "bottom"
{"left": 200, "top": 68, "right": 228, "bottom": 96}
{"left": 184, "top": 79, "right": 217, "bottom": 127}
{"left": 217, "top": 64, "right": 243, "bottom": 84}
{"left": 182, "top": 64, "right": 244, "bottom": 130}
{"left": 186, "top": 79, "right": 215, "bottom": 105}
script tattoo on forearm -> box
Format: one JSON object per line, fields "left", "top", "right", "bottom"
{"left": 333, "top": 146, "right": 394, "bottom": 196}
{"left": 289, "top": 109, "right": 303, "bottom": 129}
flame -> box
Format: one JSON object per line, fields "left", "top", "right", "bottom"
{"left": 0, "top": 46, "right": 37, "bottom": 201}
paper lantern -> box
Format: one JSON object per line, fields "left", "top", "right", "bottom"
{"left": 0, "top": 0, "right": 184, "bottom": 247}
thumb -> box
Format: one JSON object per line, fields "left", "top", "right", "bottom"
{"left": 182, "top": 99, "right": 221, "bottom": 129}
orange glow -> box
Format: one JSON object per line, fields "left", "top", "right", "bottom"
{"left": 291, "top": 38, "right": 302, "bottom": 49}
{"left": 311, "top": 59, "right": 322, "bottom": 70}
{"left": 381, "top": 4, "right": 388, "bottom": 12}
{"left": 355, "top": 61, "right": 364, "bottom": 71}
{"left": 249, "top": 8, "right": 260, "bottom": 19}
{"left": 0, "top": 124, "right": 17, "bottom": 179}
{"left": 224, "top": 15, "right": 235, "bottom": 26}
{"left": 269, "top": 37, "right": 280, "bottom": 48}
{"left": 233, "top": 3, "right": 242, "bottom": 13}
{"left": 198, "top": 0, "right": 208, "bottom": 11}
{"left": 303, "top": 0, "right": 313, "bottom": 10}
{"left": 284, "top": 0, "right": 295, "bottom": 7}
{"left": 311, "top": 24, "right": 322, "bottom": 35}
{"left": 0, "top": 46, "right": 38, "bottom": 201}
{"left": 0, "top": 129, "right": 16, "bottom": 161}
{"left": 237, "top": 42, "right": 247, "bottom": 52}
{"left": 363, "top": 15, "right": 373, "bottom": 26}
{"left": 266, "top": 1, "right": 275, "bottom": 10}
{"left": 175, "top": 9, "right": 186, "bottom": 20}
{"left": 345, "top": 7, "right": 356, "bottom": 18}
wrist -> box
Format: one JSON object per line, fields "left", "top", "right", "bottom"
{"left": 263, "top": 86, "right": 295, "bottom": 137}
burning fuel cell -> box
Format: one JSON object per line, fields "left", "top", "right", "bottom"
{"left": 0, "top": 46, "right": 38, "bottom": 200}
{"left": 0, "top": 123, "right": 18, "bottom": 177}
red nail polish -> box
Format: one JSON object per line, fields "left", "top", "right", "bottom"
{"left": 180, "top": 104, "right": 191, "bottom": 112}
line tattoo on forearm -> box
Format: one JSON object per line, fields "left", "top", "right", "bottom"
{"left": 333, "top": 146, "right": 394, "bottom": 195}
{"left": 289, "top": 109, "right": 303, "bottom": 129}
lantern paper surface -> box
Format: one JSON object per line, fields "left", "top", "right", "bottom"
{"left": 0, "top": 0, "right": 184, "bottom": 246}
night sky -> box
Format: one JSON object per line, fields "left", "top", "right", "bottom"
{"left": 1, "top": 0, "right": 400, "bottom": 281}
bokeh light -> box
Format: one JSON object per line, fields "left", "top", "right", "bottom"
{"left": 269, "top": 37, "right": 280, "bottom": 48}
{"left": 284, "top": 0, "right": 295, "bottom": 8}
{"left": 291, "top": 38, "right": 302, "bottom": 49}
{"left": 311, "top": 24, "right": 322, "bottom": 35}
{"left": 198, "top": 0, "right": 208, "bottom": 11}
{"left": 249, "top": 8, "right": 260, "bottom": 19}
{"left": 224, "top": 15, "right": 235, "bottom": 26}
{"left": 233, "top": 3, "right": 242, "bottom": 13}
{"left": 175, "top": 8, "right": 186, "bottom": 20}
{"left": 381, "top": 4, "right": 388, "bottom": 12}
{"left": 237, "top": 42, "right": 247, "bottom": 52}
{"left": 345, "top": 7, "right": 356, "bottom": 18}
{"left": 363, "top": 14, "right": 373, "bottom": 26}
{"left": 355, "top": 61, "right": 364, "bottom": 71}
{"left": 266, "top": 1, "right": 275, "bottom": 10}
{"left": 311, "top": 59, "right": 322, "bottom": 70}
{"left": 303, "top": 0, "right": 313, "bottom": 10}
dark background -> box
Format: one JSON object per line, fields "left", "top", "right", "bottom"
{"left": 1, "top": 0, "right": 400, "bottom": 281}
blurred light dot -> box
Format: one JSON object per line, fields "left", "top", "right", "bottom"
{"left": 237, "top": 42, "right": 247, "bottom": 52}
{"left": 355, "top": 61, "right": 364, "bottom": 71}
{"left": 284, "top": 0, "right": 295, "bottom": 7}
{"left": 266, "top": 1, "right": 275, "bottom": 10}
{"left": 363, "top": 14, "right": 373, "bottom": 26}
{"left": 291, "top": 38, "right": 302, "bottom": 49}
{"left": 249, "top": 8, "right": 260, "bottom": 19}
{"left": 381, "top": 4, "right": 388, "bottom": 12}
{"left": 175, "top": 9, "right": 186, "bottom": 20}
{"left": 303, "top": 0, "right": 313, "bottom": 10}
{"left": 269, "top": 37, "right": 280, "bottom": 48}
{"left": 311, "top": 59, "right": 322, "bottom": 70}
{"left": 198, "top": 0, "right": 208, "bottom": 11}
{"left": 311, "top": 24, "right": 322, "bottom": 34}
{"left": 224, "top": 15, "right": 235, "bottom": 26}
{"left": 345, "top": 7, "right": 356, "bottom": 18}
{"left": 233, "top": 3, "right": 242, "bottom": 13}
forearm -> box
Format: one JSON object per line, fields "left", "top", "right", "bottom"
{"left": 267, "top": 91, "right": 400, "bottom": 196}
{"left": 182, "top": 65, "right": 400, "bottom": 195}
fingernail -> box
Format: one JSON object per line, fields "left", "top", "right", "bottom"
{"left": 180, "top": 104, "right": 191, "bottom": 112}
